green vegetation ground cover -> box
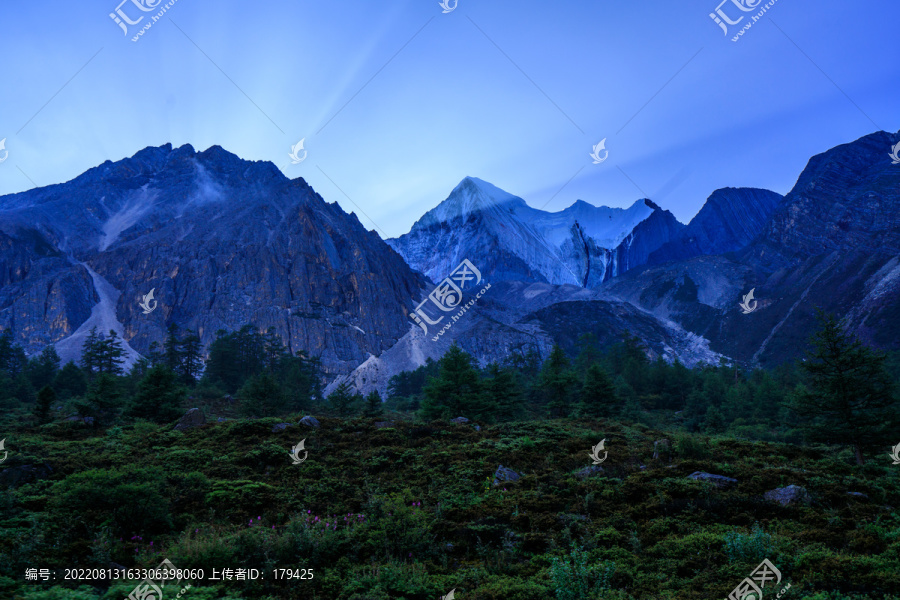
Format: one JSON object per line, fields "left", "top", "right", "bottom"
{"left": 2, "top": 415, "right": 899, "bottom": 599}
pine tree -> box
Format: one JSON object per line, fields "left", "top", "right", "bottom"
{"left": 53, "top": 362, "right": 88, "bottom": 400}
{"left": 35, "top": 385, "right": 57, "bottom": 424}
{"left": 363, "top": 389, "right": 384, "bottom": 418}
{"left": 327, "top": 382, "right": 362, "bottom": 418}
{"left": 0, "top": 329, "right": 28, "bottom": 376}
{"left": 80, "top": 327, "right": 101, "bottom": 379}
{"left": 578, "top": 364, "right": 619, "bottom": 418}
{"left": 703, "top": 405, "right": 727, "bottom": 433}
{"left": 127, "top": 365, "right": 186, "bottom": 423}
{"left": 239, "top": 371, "right": 288, "bottom": 417}
{"left": 481, "top": 363, "right": 520, "bottom": 422}
{"left": 76, "top": 373, "right": 122, "bottom": 424}
{"left": 27, "top": 346, "right": 61, "bottom": 390}
{"left": 789, "top": 311, "right": 900, "bottom": 465}
{"left": 539, "top": 345, "right": 578, "bottom": 418}
{"left": 179, "top": 330, "right": 203, "bottom": 385}
{"left": 574, "top": 333, "right": 601, "bottom": 377}
{"left": 420, "top": 344, "right": 481, "bottom": 421}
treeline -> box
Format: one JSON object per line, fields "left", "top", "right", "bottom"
{"left": 384, "top": 313, "right": 900, "bottom": 463}
{"left": 4, "top": 313, "right": 899, "bottom": 463}
{"left": 0, "top": 324, "right": 323, "bottom": 425}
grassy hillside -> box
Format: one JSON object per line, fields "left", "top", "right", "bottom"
{"left": 2, "top": 411, "right": 899, "bottom": 599}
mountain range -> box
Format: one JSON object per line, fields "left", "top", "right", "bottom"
{"left": 1, "top": 130, "right": 898, "bottom": 392}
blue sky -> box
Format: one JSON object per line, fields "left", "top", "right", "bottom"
{"left": 1, "top": 0, "right": 898, "bottom": 238}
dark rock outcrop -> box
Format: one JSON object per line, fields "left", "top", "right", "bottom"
{"left": 174, "top": 408, "right": 205, "bottom": 431}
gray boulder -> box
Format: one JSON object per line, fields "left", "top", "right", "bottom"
{"left": 451, "top": 417, "right": 470, "bottom": 424}
{"left": 374, "top": 421, "right": 395, "bottom": 429}
{"left": 846, "top": 491, "right": 869, "bottom": 500}
{"left": 492, "top": 464, "right": 521, "bottom": 487}
{"left": 687, "top": 471, "right": 738, "bottom": 488}
{"left": 575, "top": 465, "right": 605, "bottom": 479}
{"left": 299, "top": 416, "right": 321, "bottom": 428}
{"left": 174, "top": 408, "right": 206, "bottom": 431}
{"left": 272, "top": 423, "right": 294, "bottom": 432}
{"left": 473, "top": 424, "right": 482, "bottom": 432}
{"left": 764, "top": 485, "right": 811, "bottom": 506}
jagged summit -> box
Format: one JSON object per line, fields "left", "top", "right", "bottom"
{"left": 388, "top": 177, "right": 677, "bottom": 286}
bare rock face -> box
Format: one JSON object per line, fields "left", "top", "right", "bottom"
{"left": 0, "top": 144, "right": 427, "bottom": 377}
{"left": 174, "top": 408, "right": 205, "bottom": 431}
{"left": 687, "top": 471, "right": 738, "bottom": 489}
{"left": 492, "top": 465, "right": 521, "bottom": 487}
{"left": 764, "top": 485, "right": 811, "bottom": 506}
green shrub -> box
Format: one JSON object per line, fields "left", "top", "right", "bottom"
{"left": 723, "top": 522, "right": 775, "bottom": 564}
{"left": 550, "top": 548, "right": 615, "bottom": 600}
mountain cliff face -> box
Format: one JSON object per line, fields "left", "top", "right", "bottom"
{"left": 387, "top": 177, "right": 679, "bottom": 287}
{"left": 603, "top": 130, "right": 900, "bottom": 365}
{"left": 647, "top": 188, "right": 784, "bottom": 265}
{"left": 0, "top": 144, "right": 428, "bottom": 374}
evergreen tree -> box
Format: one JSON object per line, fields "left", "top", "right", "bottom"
{"left": 481, "top": 363, "right": 520, "bottom": 422}
{"left": 789, "top": 311, "right": 900, "bottom": 465}
{"left": 203, "top": 326, "right": 266, "bottom": 393}
{"left": 539, "top": 345, "right": 578, "bottom": 418}
{"left": 179, "top": 330, "right": 203, "bottom": 385}
{"left": 53, "top": 362, "right": 88, "bottom": 400}
{"left": 420, "top": 344, "right": 482, "bottom": 421}
{"left": 75, "top": 373, "right": 122, "bottom": 424}
{"left": 574, "top": 333, "right": 601, "bottom": 377}
{"left": 363, "top": 389, "right": 384, "bottom": 418}
{"left": 703, "top": 405, "right": 727, "bottom": 434}
{"left": 163, "top": 323, "right": 182, "bottom": 371}
{"left": 80, "top": 327, "right": 100, "bottom": 379}
{"left": 327, "top": 382, "right": 362, "bottom": 418}
{"left": 27, "top": 346, "right": 61, "bottom": 390}
{"left": 0, "top": 329, "right": 28, "bottom": 376}
{"left": 35, "top": 385, "right": 57, "bottom": 424}
{"left": 239, "top": 371, "right": 288, "bottom": 417}
{"left": 127, "top": 365, "right": 186, "bottom": 423}
{"left": 578, "top": 363, "right": 619, "bottom": 418}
